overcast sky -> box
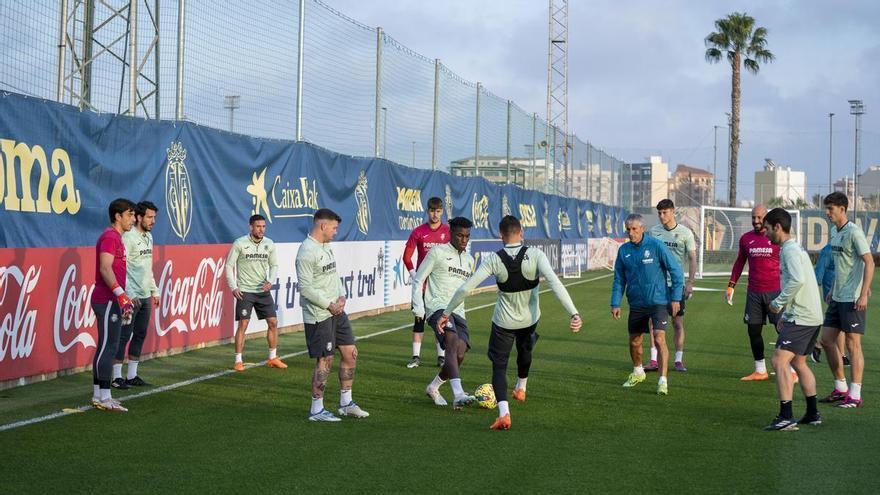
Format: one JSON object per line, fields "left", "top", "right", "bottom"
{"left": 328, "top": 0, "right": 880, "bottom": 201}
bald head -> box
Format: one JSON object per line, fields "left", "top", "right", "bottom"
{"left": 751, "top": 204, "right": 768, "bottom": 234}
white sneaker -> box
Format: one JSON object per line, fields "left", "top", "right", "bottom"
{"left": 425, "top": 385, "right": 448, "bottom": 406}
{"left": 338, "top": 401, "right": 370, "bottom": 418}
{"left": 95, "top": 398, "right": 128, "bottom": 412}
{"left": 453, "top": 394, "right": 477, "bottom": 410}
{"left": 308, "top": 409, "right": 341, "bottom": 422}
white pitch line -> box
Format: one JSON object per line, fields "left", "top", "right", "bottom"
{"left": 0, "top": 272, "right": 612, "bottom": 433}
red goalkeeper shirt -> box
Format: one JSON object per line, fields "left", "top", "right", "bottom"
{"left": 403, "top": 223, "right": 450, "bottom": 272}
{"left": 729, "top": 230, "right": 780, "bottom": 293}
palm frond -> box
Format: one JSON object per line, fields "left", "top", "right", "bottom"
{"left": 743, "top": 58, "right": 760, "bottom": 74}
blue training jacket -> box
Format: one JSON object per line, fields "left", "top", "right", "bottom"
{"left": 814, "top": 243, "right": 834, "bottom": 300}
{"left": 611, "top": 234, "right": 684, "bottom": 309}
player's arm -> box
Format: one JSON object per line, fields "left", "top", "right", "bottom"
{"left": 98, "top": 239, "right": 133, "bottom": 314}
{"left": 403, "top": 231, "right": 417, "bottom": 276}
{"left": 411, "top": 250, "right": 436, "bottom": 320}
{"left": 535, "top": 250, "right": 582, "bottom": 331}
{"left": 685, "top": 231, "right": 697, "bottom": 298}
{"left": 610, "top": 252, "right": 626, "bottom": 318}
{"left": 442, "top": 255, "right": 495, "bottom": 317}
{"left": 225, "top": 243, "right": 241, "bottom": 298}
{"left": 770, "top": 250, "right": 802, "bottom": 313}
{"left": 857, "top": 251, "right": 874, "bottom": 311}
{"left": 296, "top": 252, "right": 335, "bottom": 311}
{"left": 264, "top": 243, "right": 279, "bottom": 292}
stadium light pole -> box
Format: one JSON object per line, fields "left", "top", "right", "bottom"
{"left": 848, "top": 99, "right": 864, "bottom": 221}
{"left": 224, "top": 95, "right": 240, "bottom": 132}
{"left": 828, "top": 112, "right": 834, "bottom": 195}
{"left": 381, "top": 106, "right": 388, "bottom": 158}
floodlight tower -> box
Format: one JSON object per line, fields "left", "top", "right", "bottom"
{"left": 848, "top": 99, "right": 864, "bottom": 219}
{"left": 546, "top": 0, "right": 570, "bottom": 196}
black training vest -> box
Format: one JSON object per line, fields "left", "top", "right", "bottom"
{"left": 495, "top": 246, "right": 540, "bottom": 293}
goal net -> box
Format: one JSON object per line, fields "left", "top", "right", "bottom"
{"left": 698, "top": 206, "right": 801, "bottom": 278}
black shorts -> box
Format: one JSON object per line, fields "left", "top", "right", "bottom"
{"left": 823, "top": 300, "right": 867, "bottom": 334}
{"left": 743, "top": 290, "right": 781, "bottom": 325}
{"left": 666, "top": 293, "right": 685, "bottom": 317}
{"left": 776, "top": 323, "right": 821, "bottom": 356}
{"left": 426, "top": 310, "right": 470, "bottom": 351}
{"left": 304, "top": 313, "right": 356, "bottom": 358}
{"left": 628, "top": 306, "right": 668, "bottom": 335}
{"left": 487, "top": 322, "right": 539, "bottom": 364}
{"left": 235, "top": 291, "right": 276, "bottom": 321}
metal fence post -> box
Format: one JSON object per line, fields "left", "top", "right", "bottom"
{"left": 175, "top": 0, "right": 186, "bottom": 120}
{"left": 506, "top": 99, "right": 511, "bottom": 184}
{"left": 531, "top": 112, "right": 537, "bottom": 190}
{"left": 295, "top": 0, "right": 305, "bottom": 141}
{"left": 431, "top": 59, "right": 440, "bottom": 170}
{"left": 475, "top": 82, "right": 481, "bottom": 176}
{"left": 128, "top": 0, "right": 138, "bottom": 115}
{"left": 374, "top": 27, "right": 383, "bottom": 157}
{"left": 56, "top": 0, "right": 68, "bottom": 103}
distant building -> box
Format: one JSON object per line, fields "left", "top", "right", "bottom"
{"left": 754, "top": 159, "right": 807, "bottom": 205}
{"left": 669, "top": 164, "right": 714, "bottom": 206}
{"left": 630, "top": 156, "right": 668, "bottom": 208}
{"left": 449, "top": 156, "right": 546, "bottom": 190}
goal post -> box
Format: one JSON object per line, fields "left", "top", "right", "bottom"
{"left": 698, "top": 206, "right": 801, "bottom": 278}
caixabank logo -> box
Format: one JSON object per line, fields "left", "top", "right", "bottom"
{"left": 165, "top": 142, "right": 192, "bottom": 241}
{"left": 246, "top": 166, "right": 319, "bottom": 222}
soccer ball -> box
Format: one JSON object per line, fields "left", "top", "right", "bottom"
{"left": 474, "top": 383, "right": 497, "bottom": 409}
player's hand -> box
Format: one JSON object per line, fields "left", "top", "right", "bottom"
{"left": 328, "top": 301, "right": 342, "bottom": 316}
{"left": 611, "top": 307, "right": 621, "bottom": 320}
{"left": 262, "top": 281, "right": 272, "bottom": 292}
{"left": 152, "top": 295, "right": 160, "bottom": 307}
{"left": 855, "top": 294, "right": 869, "bottom": 311}
{"left": 776, "top": 317, "right": 784, "bottom": 333}
{"left": 769, "top": 303, "right": 781, "bottom": 314}
{"left": 132, "top": 297, "right": 142, "bottom": 310}
{"left": 117, "top": 292, "right": 134, "bottom": 315}
{"left": 337, "top": 296, "right": 346, "bottom": 309}
{"left": 725, "top": 287, "right": 735, "bottom": 306}
{"left": 232, "top": 288, "right": 243, "bottom": 300}
{"left": 670, "top": 301, "right": 680, "bottom": 316}
{"left": 570, "top": 314, "right": 583, "bottom": 333}
{"left": 825, "top": 291, "right": 832, "bottom": 304}
{"left": 437, "top": 314, "right": 450, "bottom": 332}
{"left": 685, "top": 280, "right": 694, "bottom": 300}
{"left": 409, "top": 269, "right": 416, "bottom": 280}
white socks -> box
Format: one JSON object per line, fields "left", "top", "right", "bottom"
{"left": 674, "top": 351, "right": 684, "bottom": 363}
{"left": 835, "top": 379, "right": 848, "bottom": 393}
{"left": 112, "top": 363, "right": 123, "bottom": 380}
{"left": 658, "top": 376, "right": 668, "bottom": 385}
{"left": 755, "top": 359, "right": 767, "bottom": 374}
{"left": 93, "top": 384, "right": 100, "bottom": 399}
{"left": 269, "top": 348, "right": 277, "bottom": 360}
{"left": 99, "top": 388, "right": 111, "bottom": 401}
{"left": 234, "top": 353, "right": 243, "bottom": 364}
{"left": 310, "top": 397, "right": 324, "bottom": 415}
{"left": 515, "top": 377, "right": 528, "bottom": 391}
{"left": 850, "top": 383, "right": 862, "bottom": 400}
{"left": 340, "top": 389, "right": 352, "bottom": 406}
{"left": 498, "top": 400, "right": 510, "bottom": 417}
{"left": 127, "top": 361, "right": 139, "bottom": 380}
{"left": 412, "top": 342, "right": 422, "bottom": 357}
{"left": 450, "top": 378, "right": 465, "bottom": 398}
{"left": 634, "top": 365, "right": 645, "bottom": 375}
{"left": 429, "top": 374, "right": 445, "bottom": 390}
{"left": 436, "top": 342, "right": 445, "bottom": 358}
{"left": 650, "top": 347, "right": 658, "bottom": 361}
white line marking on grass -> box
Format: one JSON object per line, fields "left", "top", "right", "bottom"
{"left": 0, "top": 273, "right": 611, "bottom": 432}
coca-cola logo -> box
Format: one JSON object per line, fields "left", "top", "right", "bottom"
{"left": 54, "top": 264, "right": 97, "bottom": 353}
{"left": 0, "top": 265, "right": 40, "bottom": 361}
{"left": 156, "top": 257, "right": 224, "bottom": 336}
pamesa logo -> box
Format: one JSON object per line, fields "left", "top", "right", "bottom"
{"left": 165, "top": 142, "right": 192, "bottom": 241}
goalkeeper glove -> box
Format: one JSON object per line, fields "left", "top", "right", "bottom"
{"left": 112, "top": 284, "right": 134, "bottom": 315}
{"left": 725, "top": 284, "right": 735, "bottom": 306}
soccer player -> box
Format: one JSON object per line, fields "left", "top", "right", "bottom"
{"left": 90, "top": 198, "right": 137, "bottom": 412}
{"left": 762, "top": 208, "right": 823, "bottom": 431}
{"left": 225, "top": 214, "right": 285, "bottom": 372}
{"left": 296, "top": 209, "right": 369, "bottom": 421}
{"left": 112, "top": 201, "right": 159, "bottom": 389}
{"left": 412, "top": 217, "right": 476, "bottom": 409}
{"left": 647, "top": 199, "right": 696, "bottom": 372}
{"left": 811, "top": 243, "right": 847, "bottom": 364}
{"left": 611, "top": 214, "right": 684, "bottom": 396}
{"left": 818, "top": 192, "right": 875, "bottom": 408}
{"left": 725, "top": 205, "right": 782, "bottom": 381}
{"left": 403, "top": 197, "right": 450, "bottom": 369}
{"left": 440, "top": 215, "right": 582, "bottom": 430}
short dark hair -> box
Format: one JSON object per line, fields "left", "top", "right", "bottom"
{"left": 448, "top": 216, "right": 473, "bottom": 232}
{"left": 823, "top": 191, "right": 849, "bottom": 210}
{"left": 135, "top": 201, "right": 158, "bottom": 219}
{"left": 313, "top": 208, "right": 341, "bottom": 223}
{"left": 108, "top": 198, "right": 136, "bottom": 223}
{"left": 499, "top": 215, "right": 522, "bottom": 237}
{"left": 427, "top": 197, "right": 443, "bottom": 210}
{"left": 763, "top": 208, "right": 791, "bottom": 233}
{"left": 249, "top": 214, "right": 266, "bottom": 225}
{"left": 656, "top": 199, "right": 675, "bottom": 211}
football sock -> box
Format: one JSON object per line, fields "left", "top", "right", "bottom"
{"left": 268, "top": 348, "right": 277, "bottom": 360}
{"left": 429, "top": 374, "right": 445, "bottom": 390}
{"left": 127, "top": 360, "right": 139, "bottom": 380}
{"left": 100, "top": 388, "right": 111, "bottom": 402}
{"left": 650, "top": 347, "right": 658, "bottom": 361}
{"left": 834, "top": 379, "right": 848, "bottom": 393}
{"left": 849, "top": 383, "right": 862, "bottom": 400}
{"left": 310, "top": 397, "right": 324, "bottom": 415}
{"left": 515, "top": 377, "right": 528, "bottom": 391}
{"left": 340, "top": 389, "right": 352, "bottom": 406}
{"left": 658, "top": 376, "right": 668, "bottom": 385}
{"left": 674, "top": 351, "right": 683, "bottom": 363}
{"left": 234, "top": 353, "right": 243, "bottom": 364}
{"left": 112, "top": 364, "right": 123, "bottom": 380}
{"left": 93, "top": 384, "right": 100, "bottom": 399}
{"left": 779, "top": 400, "right": 793, "bottom": 419}
{"left": 806, "top": 395, "right": 818, "bottom": 415}
{"left": 436, "top": 342, "right": 445, "bottom": 358}
{"left": 747, "top": 324, "right": 764, "bottom": 360}
{"left": 633, "top": 365, "right": 645, "bottom": 375}
{"left": 498, "top": 401, "right": 510, "bottom": 417}
{"left": 755, "top": 359, "right": 767, "bottom": 374}
{"left": 412, "top": 342, "right": 422, "bottom": 358}
{"left": 450, "top": 378, "right": 465, "bottom": 397}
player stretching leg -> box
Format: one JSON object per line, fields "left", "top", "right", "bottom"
{"left": 412, "top": 218, "right": 476, "bottom": 409}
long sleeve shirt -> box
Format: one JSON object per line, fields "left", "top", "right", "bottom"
{"left": 225, "top": 235, "right": 278, "bottom": 293}
{"left": 403, "top": 223, "right": 450, "bottom": 272}
{"left": 729, "top": 230, "right": 780, "bottom": 293}
{"left": 411, "top": 243, "right": 474, "bottom": 319}
{"left": 771, "top": 239, "right": 823, "bottom": 326}
{"left": 611, "top": 235, "right": 684, "bottom": 309}
{"left": 295, "top": 235, "right": 346, "bottom": 324}
{"left": 123, "top": 228, "right": 159, "bottom": 299}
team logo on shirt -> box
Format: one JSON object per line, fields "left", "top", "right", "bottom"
{"left": 355, "top": 170, "right": 371, "bottom": 235}
{"left": 472, "top": 193, "right": 489, "bottom": 229}
{"left": 642, "top": 249, "right": 654, "bottom": 264}
{"left": 246, "top": 167, "right": 320, "bottom": 223}
{"left": 165, "top": 142, "right": 192, "bottom": 241}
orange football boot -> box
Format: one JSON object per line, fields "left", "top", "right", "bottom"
{"left": 490, "top": 414, "right": 511, "bottom": 430}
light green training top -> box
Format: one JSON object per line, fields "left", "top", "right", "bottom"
{"left": 295, "top": 235, "right": 346, "bottom": 324}
{"left": 225, "top": 235, "right": 278, "bottom": 293}
{"left": 829, "top": 221, "right": 871, "bottom": 302}
{"left": 649, "top": 222, "right": 695, "bottom": 286}
{"left": 122, "top": 228, "right": 158, "bottom": 299}
{"left": 444, "top": 244, "right": 578, "bottom": 330}
{"left": 770, "top": 238, "right": 823, "bottom": 326}
{"left": 412, "top": 242, "right": 475, "bottom": 319}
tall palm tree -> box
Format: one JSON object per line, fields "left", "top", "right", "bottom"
{"left": 705, "top": 12, "right": 774, "bottom": 206}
